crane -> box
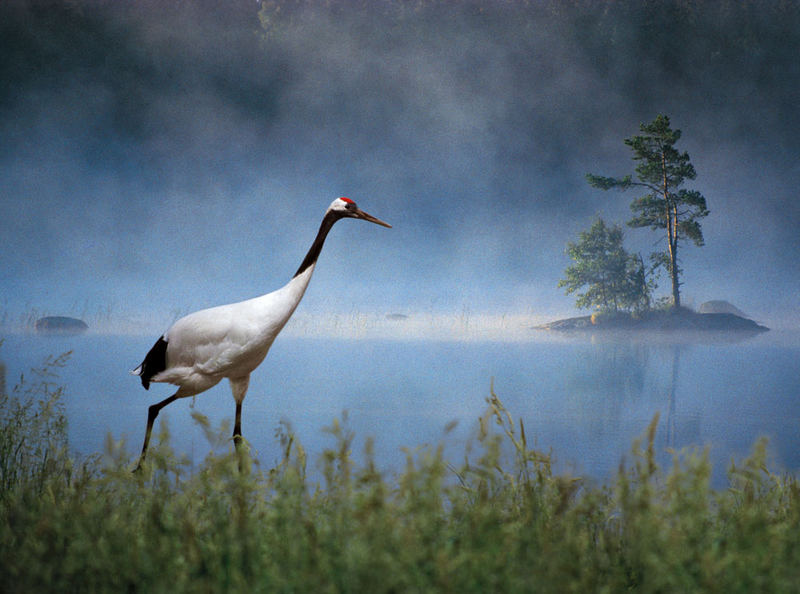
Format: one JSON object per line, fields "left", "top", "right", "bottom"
{"left": 130, "top": 197, "right": 391, "bottom": 470}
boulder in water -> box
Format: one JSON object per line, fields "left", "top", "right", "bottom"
{"left": 385, "top": 313, "right": 409, "bottom": 321}
{"left": 698, "top": 300, "right": 750, "bottom": 318}
{"left": 35, "top": 316, "right": 88, "bottom": 335}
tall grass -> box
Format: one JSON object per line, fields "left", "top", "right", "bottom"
{"left": 1, "top": 355, "right": 798, "bottom": 592}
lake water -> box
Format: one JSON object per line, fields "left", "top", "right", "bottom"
{"left": 1, "top": 329, "right": 798, "bottom": 486}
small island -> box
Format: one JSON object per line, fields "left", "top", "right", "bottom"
{"left": 550, "top": 116, "right": 770, "bottom": 338}
{"left": 537, "top": 307, "right": 768, "bottom": 333}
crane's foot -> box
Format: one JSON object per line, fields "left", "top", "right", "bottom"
{"left": 233, "top": 434, "right": 249, "bottom": 474}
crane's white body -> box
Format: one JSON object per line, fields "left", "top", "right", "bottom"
{"left": 145, "top": 265, "right": 315, "bottom": 398}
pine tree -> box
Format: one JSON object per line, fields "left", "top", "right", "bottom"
{"left": 586, "top": 115, "right": 709, "bottom": 308}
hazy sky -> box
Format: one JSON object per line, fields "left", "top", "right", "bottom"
{"left": 2, "top": 1, "right": 798, "bottom": 332}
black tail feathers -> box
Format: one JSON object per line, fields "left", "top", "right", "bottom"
{"left": 133, "top": 335, "right": 168, "bottom": 390}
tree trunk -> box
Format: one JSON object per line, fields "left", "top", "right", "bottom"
{"left": 669, "top": 238, "right": 680, "bottom": 308}
{"left": 670, "top": 201, "right": 681, "bottom": 308}
{"left": 662, "top": 150, "right": 681, "bottom": 309}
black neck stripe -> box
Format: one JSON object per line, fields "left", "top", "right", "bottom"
{"left": 293, "top": 211, "right": 342, "bottom": 278}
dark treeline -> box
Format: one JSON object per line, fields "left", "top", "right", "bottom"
{"left": 1, "top": 0, "right": 278, "bottom": 181}
{"left": 3, "top": 0, "right": 799, "bottom": 151}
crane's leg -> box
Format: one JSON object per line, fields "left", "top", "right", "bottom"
{"left": 234, "top": 400, "right": 244, "bottom": 448}
{"left": 229, "top": 376, "right": 250, "bottom": 473}
{"left": 229, "top": 376, "right": 250, "bottom": 450}
{"left": 134, "top": 392, "right": 180, "bottom": 472}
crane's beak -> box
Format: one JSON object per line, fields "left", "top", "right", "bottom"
{"left": 354, "top": 208, "right": 392, "bottom": 228}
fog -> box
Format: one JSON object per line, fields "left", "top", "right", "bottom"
{"left": 2, "top": 1, "right": 798, "bottom": 334}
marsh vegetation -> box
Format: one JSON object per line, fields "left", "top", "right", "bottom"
{"left": 1, "top": 352, "right": 799, "bottom": 592}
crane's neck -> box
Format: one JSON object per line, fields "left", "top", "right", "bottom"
{"left": 293, "top": 210, "right": 341, "bottom": 279}
{"left": 248, "top": 211, "right": 342, "bottom": 334}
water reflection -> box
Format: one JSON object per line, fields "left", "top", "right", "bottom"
{"left": 513, "top": 332, "right": 799, "bottom": 484}
{"left": 665, "top": 344, "right": 680, "bottom": 449}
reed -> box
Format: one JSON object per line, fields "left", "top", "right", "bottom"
{"left": 1, "top": 354, "right": 798, "bottom": 592}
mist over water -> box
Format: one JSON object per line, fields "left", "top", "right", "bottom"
{"left": 1, "top": 1, "right": 798, "bottom": 331}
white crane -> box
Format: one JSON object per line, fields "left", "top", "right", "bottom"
{"left": 131, "top": 197, "right": 391, "bottom": 470}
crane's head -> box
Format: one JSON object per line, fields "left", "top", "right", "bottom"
{"left": 328, "top": 197, "right": 392, "bottom": 228}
